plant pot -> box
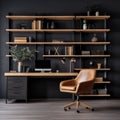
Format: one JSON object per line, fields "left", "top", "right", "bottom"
{"left": 18, "top": 62, "right": 23, "bottom": 72}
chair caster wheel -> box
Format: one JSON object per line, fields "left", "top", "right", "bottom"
{"left": 91, "top": 108, "right": 95, "bottom": 111}
{"left": 64, "top": 108, "right": 67, "bottom": 111}
{"left": 68, "top": 107, "right": 71, "bottom": 109}
{"left": 76, "top": 110, "right": 80, "bottom": 113}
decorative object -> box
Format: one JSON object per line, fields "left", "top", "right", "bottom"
{"left": 95, "top": 11, "right": 99, "bottom": 16}
{"left": 83, "top": 20, "right": 87, "bottom": 29}
{"left": 87, "top": 11, "right": 90, "bottom": 16}
{"left": 91, "top": 34, "right": 98, "bottom": 42}
{"left": 69, "top": 58, "right": 76, "bottom": 72}
{"left": 86, "top": 6, "right": 92, "bottom": 16}
{"left": 61, "top": 57, "right": 66, "bottom": 64}
{"left": 50, "top": 21, "right": 55, "bottom": 29}
{"left": 32, "top": 20, "right": 37, "bottom": 29}
{"left": 97, "top": 63, "right": 101, "bottom": 69}
{"left": 18, "top": 61, "right": 23, "bottom": 72}
{"left": 89, "top": 4, "right": 101, "bottom": 16}
{"left": 56, "top": 70, "right": 59, "bottom": 73}
{"left": 89, "top": 61, "right": 94, "bottom": 68}
{"left": 54, "top": 47, "right": 59, "bottom": 55}
{"left": 28, "top": 36, "right": 32, "bottom": 42}
{"left": 46, "top": 21, "right": 55, "bottom": 29}
{"left": 9, "top": 45, "right": 35, "bottom": 72}
{"left": 36, "top": 20, "right": 42, "bottom": 29}
{"left": 65, "top": 46, "right": 74, "bottom": 55}
{"left": 48, "top": 49, "right": 51, "bottom": 55}
{"left": 60, "top": 58, "right": 76, "bottom": 72}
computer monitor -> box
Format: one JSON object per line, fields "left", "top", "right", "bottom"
{"left": 35, "top": 60, "right": 52, "bottom": 72}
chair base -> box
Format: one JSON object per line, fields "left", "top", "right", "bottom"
{"left": 64, "top": 101, "right": 94, "bottom": 113}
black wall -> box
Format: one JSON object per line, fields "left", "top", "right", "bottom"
{"left": 0, "top": 0, "right": 120, "bottom": 98}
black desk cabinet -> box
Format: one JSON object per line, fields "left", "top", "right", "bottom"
{"left": 6, "top": 77, "right": 27, "bottom": 103}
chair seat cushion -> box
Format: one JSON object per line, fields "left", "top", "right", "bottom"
{"left": 61, "top": 85, "right": 76, "bottom": 91}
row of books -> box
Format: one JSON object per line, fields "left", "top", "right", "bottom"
{"left": 32, "top": 20, "right": 42, "bottom": 29}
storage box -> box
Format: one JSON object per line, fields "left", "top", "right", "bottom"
{"left": 81, "top": 51, "right": 90, "bottom": 55}
{"left": 98, "top": 89, "right": 107, "bottom": 94}
{"left": 91, "top": 50, "right": 104, "bottom": 55}
{"left": 95, "top": 77, "right": 103, "bottom": 82}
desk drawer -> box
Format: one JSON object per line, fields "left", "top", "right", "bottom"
{"left": 7, "top": 77, "right": 27, "bottom": 100}
{"left": 8, "top": 90, "right": 26, "bottom": 99}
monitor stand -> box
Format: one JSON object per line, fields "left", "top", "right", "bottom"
{"left": 34, "top": 68, "right": 52, "bottom": 72}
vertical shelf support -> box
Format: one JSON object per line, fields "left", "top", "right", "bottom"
{"left": 104, "top": 19, "right": 107, "bottom": 79}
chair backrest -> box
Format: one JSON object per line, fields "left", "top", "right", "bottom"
{"left": 75, "top": 69, "right": 96, "bottom": 94}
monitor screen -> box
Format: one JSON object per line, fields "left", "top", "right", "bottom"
{"left": 35, "top": 60, "right": 51, "bottom": 69}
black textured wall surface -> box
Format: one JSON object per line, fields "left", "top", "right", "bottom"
{"left": 0, "top": 0, "right": 120, "bottom": 98}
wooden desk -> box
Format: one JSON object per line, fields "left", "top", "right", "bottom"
{"left": 4, "top": 72, "right": 78, "bottom": 77}
{"left": 5, "top": 72, "right": 78, "bottom": 103}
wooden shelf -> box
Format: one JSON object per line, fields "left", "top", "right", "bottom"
{"left": 43, "top": 55, "right": 110, "bottom": 58}
{"left": 6, "top": 15, "right": 110, "bottom": 20}
{"left": 6, "top": 42, "right": 110, "bottom": 45}
{"left": 80, "top": 94, "right": 110, "bottom": 97}
{"left": 6, "top": 16, "right": 41, "bottom": 20}
{"left": 6, "top": 29, "right": 110, "bottom": 33}
{"left": 7, "top": 55, "right": 111, "bottom": 58}
{"left": 6, "top": 16, "right": 75, "bottom": 20}
{"left": 74, "top": 68, "right": 111, "bottom": 71}
{"left": 94, "top": 81, "right": 111, "bottom": 84}
{"left": 6, "top": 29, "right": 40, "bottom": 32}
{"left": 76, "top": 16, "right": 110, "bottom": 20}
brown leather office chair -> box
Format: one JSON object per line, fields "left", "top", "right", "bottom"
{"left": 60, "top": 69, "right": 96, "bottom": 113}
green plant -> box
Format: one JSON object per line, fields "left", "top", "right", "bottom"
{"left": 9, "top": 45, "right": 35, "bottom": 62}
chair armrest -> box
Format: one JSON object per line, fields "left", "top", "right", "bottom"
{"left": 60, "top": 79, "right": 76, "bottom": 87}
{"left": 60, "top": 79, "right": 77, "bottom": 91}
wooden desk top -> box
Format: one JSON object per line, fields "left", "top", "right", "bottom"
{"left": 4, "top": 72, "right": 78, "bottom": 77}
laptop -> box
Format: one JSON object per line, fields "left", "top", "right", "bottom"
{"left": 34, "top": 60, "right": 52, "bottom": 72}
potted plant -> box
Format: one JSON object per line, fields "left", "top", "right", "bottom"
{"left": 9, "top": 45, "right": 35, "bottom": 72}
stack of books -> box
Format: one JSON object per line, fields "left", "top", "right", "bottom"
{"left": 14, "top": 37, "right": 27, "bottom": 43}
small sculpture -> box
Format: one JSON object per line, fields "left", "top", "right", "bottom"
{"left": 91, "top": 34, "right": 98, "bottom": 42}
{"left": 83, "top": 20, "right": 87, "bottom": 30}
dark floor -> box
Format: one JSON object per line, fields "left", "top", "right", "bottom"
{"left": 0, "top": 99, "right": 120, "bottom": 120}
